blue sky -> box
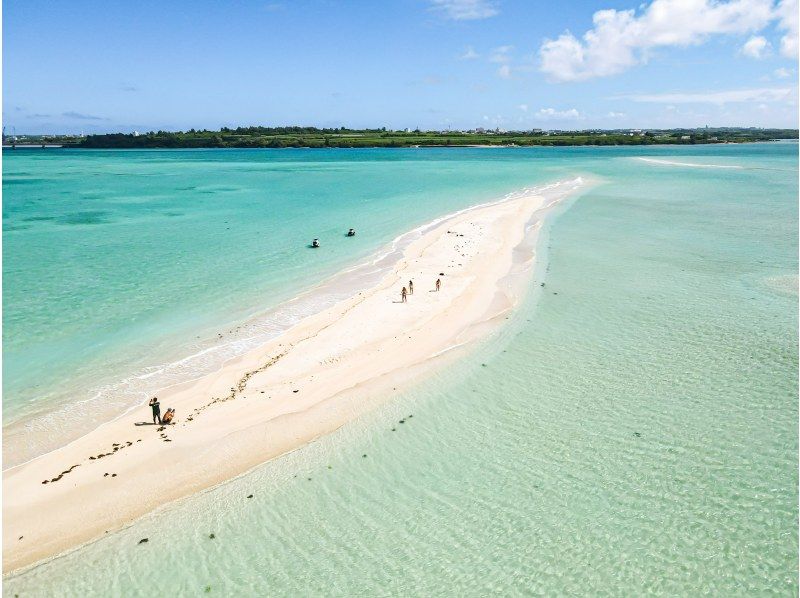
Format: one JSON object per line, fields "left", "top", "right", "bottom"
{"left": 3, "top": 0, "right": 798, "bottom": 133}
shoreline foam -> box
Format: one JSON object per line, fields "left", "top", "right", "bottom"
{"left": 3, "top": 176, "right": 592, "bottom": 573}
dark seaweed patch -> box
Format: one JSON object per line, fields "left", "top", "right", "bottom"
{"left": 58, "top": 211, "right": 110, "bottom": 225}
{"left": 22, "top": 215, "right": 58, "bottom": 222}
{"left": 3, "top": 178, "right": 48, "bottom": 185}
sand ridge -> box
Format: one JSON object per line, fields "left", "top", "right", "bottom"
{"left": 3, "top": 177, "right": 589, "bottom": 573}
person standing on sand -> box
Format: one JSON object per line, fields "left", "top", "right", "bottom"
{"left": 409, "top": 280, "right": 414, "bottom": 295}
{"left": 149, "top": 397, "right": 162, "bottom": 425}
{"left": 435, "top": 278, "right": 441, "bottom": 292}
{"left": 401, "top": 287, "right": 408, "bottom": 303}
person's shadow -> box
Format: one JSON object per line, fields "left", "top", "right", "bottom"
{"left": 134, "top": 422, "right": 159, "bottom": 426}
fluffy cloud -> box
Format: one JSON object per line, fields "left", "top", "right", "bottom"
{"left": 489, "top": 45, "right": 513, "bottom": 63}
{"left": 741, "top": 35, "right": 771, "bottom": 57}
{"left": 518, "top": 104, "right": 529, "bottom": 111}
{"left": 775, "top": 0, "right": 798, "bottom": 58}
{"left": 497, "top": 65, "right": 512, "bottom": 78}
{"left": 539, "top": 0, "right": 776, "bottom": 82}
{"left": 535, "top": 107, "right": 583, "bottom": 119}
{"left": 617, "top": 86, "right": 794, "bottom": 103}
{"left": 430, "top": 0, "right": 498, "bottom": 20}
{"left": 460, "top": 46, "right": 480, "bottom": 60}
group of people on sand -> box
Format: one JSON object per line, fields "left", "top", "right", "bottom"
{"left": 400, "top": 277, "right": 440, "bottom": 303}
{"left": 148, "top": 397, "right": 175, "bottom": 425}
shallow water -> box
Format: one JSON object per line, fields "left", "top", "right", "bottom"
{"left": 4, "top": 143, "right": 798, "bottom": 595}
{"left": 2, "top": 148, "right": 568, "bottom": 462}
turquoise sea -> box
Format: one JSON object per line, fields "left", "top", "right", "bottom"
{"left": 4, "top": 143, "right": 798, "bottom": 595}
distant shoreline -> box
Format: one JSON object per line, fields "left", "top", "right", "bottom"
{"left": 4, "top": 139, "right": 797, "bottom": 151}
{"left": 4, "top": 127, "right": 797, "bottom": 150}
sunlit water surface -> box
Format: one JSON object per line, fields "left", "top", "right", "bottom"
{"left": 4, "top": 143, "right": 797, "bottom": 595}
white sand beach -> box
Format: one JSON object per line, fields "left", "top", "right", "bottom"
{"left": 3, "top": 177, "right": 589, "bottom": 573}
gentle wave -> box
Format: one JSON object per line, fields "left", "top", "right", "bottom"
{"left": 636, "top": 157, "right": 744, "bottom": 169}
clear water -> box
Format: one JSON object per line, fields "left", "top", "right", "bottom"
{"left": 2, "top": 148, "right": 570, "bottom": 462}
{"left": 4, "top": 143, "right": 797, "bottom": 595}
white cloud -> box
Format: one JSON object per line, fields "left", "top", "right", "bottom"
{"left": 460, "top": 46, "right": 480, "bottom": 60}
{"left": 617, "top": 86, "right": 795, "bottom": 103}
{"left": 535, "top": 107, "right": 583, "bottom": 119}
{"left": 607, "top": 111, "right": 627, "bottom": 117}
{"left": 774, "top": 66, "right": 793, "bottom": 77}
{"left": 741, "top": 35, "right": 771, "bottom": 57}
{"left": 518, "top": 104, "right": 529, "bottom": 111}
{"left": 497, "top": 64, "right": 512, "bottom": 78}
{"left": 430, "top": 0, "right": 498, "bottom": 20}
{"left": 776, "top": 0, "right": 799, "bottom": 58}
{"left": 539, "top": 0, "right": 775, "bottom": 82}
{"left": 489, "top": 45, "right": 513, "bottom": 63}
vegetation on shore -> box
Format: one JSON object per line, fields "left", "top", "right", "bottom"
{"left": 5, "top": 127, "right": 798, "bottom": 149}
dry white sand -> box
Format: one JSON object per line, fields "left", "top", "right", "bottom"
{"left": 3, "top": 177, "right": 589, "bottom": 573}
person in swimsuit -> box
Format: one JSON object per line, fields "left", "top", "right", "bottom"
{"left": 401, "top": 287, "right": 408, "bottom": 303}
{"left": 435, "top": 278, "right": 441, "bottom": 292}
{"left": 162, "top": 408, "right": 175, "bottom": 424}
{"left": 408, "top": 280, "right": 414, "bottom": 295}
{"left": 148, "top": 397, "right": 161, "bottom": 425}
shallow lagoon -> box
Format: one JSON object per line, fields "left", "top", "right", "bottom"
{"left": 4, "top": 143, "right": 797, "bottom": 594}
